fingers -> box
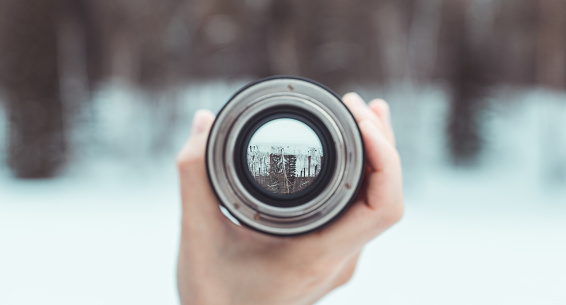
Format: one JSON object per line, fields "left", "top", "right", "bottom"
{"left": 360, "top": 119, "right": 404, "bottom": 222}
{"left": 331, "top": 115, "right": 404, "bottom": 243}
{"left": 177, "top": 110, "right": 220, "bottom": 219}
{"left": 342, "top": 92, "right": 398, "bottom": 174}
{"left": 307, "top": 194, "right": 402, "bottom": 253}
{"left": 368, "top": 99, "right": 390, "bottom": 124}
{"left": 359, "top": 120, "right": 400, "bottom": 174}
{"left": 348, "top": 97, "right": 403, "bottom": 221}
{"left": 368, "top": 99, "right": 396, "bottom": 146}
{"left": 342, "top": 93, "right": 395, "bottom": 146}
{"left": 297, "top": 93, "right": 404, "bottom": 253}
{"left": 177, "top": 110, "right": 216, "bottom": 165}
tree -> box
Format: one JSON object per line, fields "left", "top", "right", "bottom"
{"left": 0, "top": 0, "right": 66, "bottom": 178}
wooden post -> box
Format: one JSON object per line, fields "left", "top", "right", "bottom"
{"left": 270, "top": 153, "right": 273, "bottom": 172}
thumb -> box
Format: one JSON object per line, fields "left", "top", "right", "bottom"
{"left": 177, "top": 110, "right": 215, "bottom": 167}
{"left": 177, "top": 110, "right": 218, "bottom": 216}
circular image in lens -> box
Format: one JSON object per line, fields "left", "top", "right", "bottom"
{"left": 247, "top": 118, "right": 324, "bottom": 195}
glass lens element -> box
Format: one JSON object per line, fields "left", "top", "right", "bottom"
{"left": 247, "top": 118, "right": 323, "bottom": 195}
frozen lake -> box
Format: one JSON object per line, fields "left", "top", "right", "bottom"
{"left": 1, "top": 83, "right": 565, "bottom": 304}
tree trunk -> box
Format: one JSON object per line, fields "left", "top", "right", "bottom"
{"left": 0, "top": 0, "right": 66, "bottom": 178}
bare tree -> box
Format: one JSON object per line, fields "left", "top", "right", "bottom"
{"left": 0, "top": 0, "right": 66, "bottom": 178}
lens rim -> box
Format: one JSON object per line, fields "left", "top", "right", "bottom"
{"left": 234, "top": 106, "right": 336, "bottom": 208}
{"left": 206, "top": 76, "right": 365, "bottom": 236}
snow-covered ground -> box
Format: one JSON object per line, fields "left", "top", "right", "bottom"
{"left": 0, "top": 83, "right": 565, "bottom": 304}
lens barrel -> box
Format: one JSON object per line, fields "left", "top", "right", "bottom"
{"left": 206, "top": 76, "right": 365, "bottom": 236}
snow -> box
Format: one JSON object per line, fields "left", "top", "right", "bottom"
{"left": 0, "top": 83, "right": 565, "bottom": 304}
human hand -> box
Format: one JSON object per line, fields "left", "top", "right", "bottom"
{"left": 176, "top": 92, "right": 404, "bottom": 305}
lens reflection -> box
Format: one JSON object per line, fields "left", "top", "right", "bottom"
{"left": 247, "top": 118, "right": 323, "bottom": 195}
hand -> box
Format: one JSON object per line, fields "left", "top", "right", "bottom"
{"left": 176, "top": 92, "right": 404, "bottom": 305}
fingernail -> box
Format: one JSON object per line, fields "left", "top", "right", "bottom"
{"left": 191, "top": 111, "right": 208, "bottom": 135}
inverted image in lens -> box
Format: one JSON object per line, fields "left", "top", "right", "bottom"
{"left": 246, "top": 118, "right": 323, "bottom": 195}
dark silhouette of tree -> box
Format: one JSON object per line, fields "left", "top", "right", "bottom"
{"left": 442, "top": 0, "right": 491, "bottom": 165}
{"left": 1, "top": 0, "right": 565, "bottom": 177}
{"left": 536, "top": 0, "right": 566, "bottom": 89}
{"left": 0, "top": 0, "right": 66, "bottom": 178}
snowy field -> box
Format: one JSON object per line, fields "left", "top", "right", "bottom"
{"left": 1, "top": 82, "right": 565, "bottom": 304}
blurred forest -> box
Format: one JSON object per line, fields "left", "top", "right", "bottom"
{"left": 0, "top": 0, "right": 565, "bottom": 178}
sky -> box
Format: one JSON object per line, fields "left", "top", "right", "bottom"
{"left": 248, "top": 118, "right": 323, "bottom": 148}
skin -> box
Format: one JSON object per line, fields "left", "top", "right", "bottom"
{"left": 176, "top": 92, "right": 404, "bottom": 305}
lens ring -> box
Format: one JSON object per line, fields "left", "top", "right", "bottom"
{"left": 234, "top": 107, "right": 336, "bottom": 207}
{"left": 224, "top": 95, "right": 345, "bottom": 219}
{"left": 206, "top": 76, "right": 365, "bottom": 236}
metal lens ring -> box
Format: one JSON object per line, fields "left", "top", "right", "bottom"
{"left": 206, "top": 76, "right": 365, "bottom": 236}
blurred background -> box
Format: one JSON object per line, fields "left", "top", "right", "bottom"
{"left": 0, "top": 0, "right": 565, "bottom": 304}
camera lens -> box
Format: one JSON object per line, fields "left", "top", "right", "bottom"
{"left": 206, "top": 76, "right": 365, "bottom": 236}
